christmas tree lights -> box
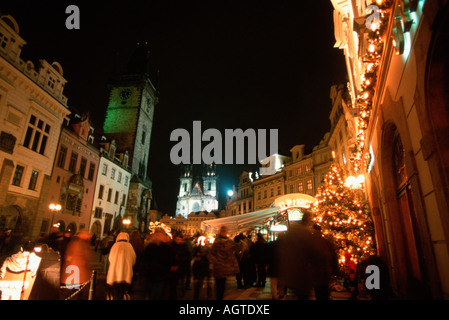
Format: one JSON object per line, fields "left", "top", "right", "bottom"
{"left": 313, "top": 163, "right": 376, "bottom": 265}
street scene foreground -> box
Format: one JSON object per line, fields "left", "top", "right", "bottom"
{"left": 1, "top": 224, "right": 378, "bottom": 301}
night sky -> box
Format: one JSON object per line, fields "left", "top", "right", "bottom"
{"left": 1, "top": 0, "right": 347, "bottom": 215}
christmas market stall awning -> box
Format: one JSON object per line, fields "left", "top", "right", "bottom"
{"left": 201, "top": 207, "right": 280, "bottom": 235}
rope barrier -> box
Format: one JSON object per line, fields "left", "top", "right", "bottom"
{"left": 60, "top": 269, "right": 96, "bottom": 300}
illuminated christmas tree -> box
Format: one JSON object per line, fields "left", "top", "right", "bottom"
{"left": 313, "top": 163, "right": 376, "bottom": 266}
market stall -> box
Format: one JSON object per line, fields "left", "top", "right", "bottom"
{"left": 201, "top": 193, "right": 316, "bottom": 238}
{"left": 201, "top": 207, "right": 280, "bottom": 236}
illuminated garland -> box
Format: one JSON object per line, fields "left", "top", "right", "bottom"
{"left": 351, "top": 0, "right": 393, "bottom": 172}
{"left": 313, "top": 163, "right": 376, "bottom": 265}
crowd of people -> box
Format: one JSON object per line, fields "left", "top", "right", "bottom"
{"left": 1, "top": 213, "right": 392, "bottom": 300}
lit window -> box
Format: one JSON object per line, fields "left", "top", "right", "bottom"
{"left": 28, "top": 170, "right": 39, "bottom": 190}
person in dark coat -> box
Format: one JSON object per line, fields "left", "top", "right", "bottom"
{"left": 251, "top": 233, "right": 269, "bottom": 288}
{"left": 208, "top": 226, "right": 240, "bottom": 300}
{"left": 143, "top": 228, "right": 175, "bottom": 300}
{"left": 169, "top": 233, "right": 191, "bottom": 299}
{"left": 267, "top": 238, "right": 285, "bottom": 299}
{"left": 311, "top": 224, "right": 339, "bottom": 300}
{"left": 192, "top": 236, "right": 211, "bottom": 299}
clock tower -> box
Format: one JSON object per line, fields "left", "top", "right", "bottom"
{"left": 102, "top": 43, "right": 158, "bottom": 231}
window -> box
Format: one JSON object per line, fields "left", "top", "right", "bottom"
{"left": 66, "top": 194, "right": 77, "bottom": 210}
{"left": 79, "top": 158, "right": 87, "bottom": 178}
{"left": 117, "top": 171, "right": 122, "bottom": 183}
{"left": 258, "top": 192, "right": 261, "bottom": 200}
{"left": 277, "top": 186, "right": 281, "bottom": 195}
{"left": 28, "top": 170, "right": 39, "bottom": 190}
{"left": 0, "top": 32, "right": 8, "bottom": 49}
{"left": 114, "top": 191, "right": 119, "bottom": 204}
{"left": 12, "top": 165, "right": 24, "bottom": 186}
{"left": 121, "top": 194, "right": 126, "bottom": 206}
{"left": 289, "top": 184, "right": 294, "bottom": 193}
{"left": 298, "top": 182, "right": 303, "bottom": 192}
{"left": 297, "top": 167, "right": 302, "bottom": 175}
{"left": 102, "top": 164, "right": 107, "bottom": 175}
{"left": 98, "top": 185, "right": 105, "bottom": 199}
{"left": 88, "top": 163, "right": 96, "bottom": 181}
{"left": 263, "top": 190, "right": 267, "bottom": 199}
{"left": 94, "top": 207, "right": 103, "bottom": 219}
{"left": 57, "top": 145, "right": 67, "bottom": 168}
{"left": 141, "top": 129, "right": 146, "bottom": 144}
{"left": 23, "top": 115, "right": 51, "bottom": 155}
{"left": 124, "top": 176, "right": 129, "bottom": 186}
{"left": 68, "top": 152, "right": 78, "bottom": 173}
{"left": 107, "top": 188, "right": 112, "bottom": 202}
{"left": 47, "top": 76, "right": 56, "bottom": 89}
{"left": 307, "top": 179, "right": 312, "bottom": 190}
{"left": 305, "top": 164, "right": 311, "bottom": 172}
{"left": 270, "top": 188, "right": 274, "bottom": 197}
{"left": 110, "top": 168, "right": 116, "bottom": 180}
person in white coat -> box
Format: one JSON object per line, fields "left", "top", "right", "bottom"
{"left": 106, "top": 232, "right": 136, "bottom": 299}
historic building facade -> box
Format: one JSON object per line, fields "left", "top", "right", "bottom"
{"left": 89, "top": 139, "right": 132, "bottom": 238}
{"left": 225, "top": 171, "right": 254, "bottom": 216}
{"left": 102, "top": 43, "right": 158, "bottom": 232}
{"left": 175, "top": 164, "right": 219, "bottom": 218}
{"left": 252, "top": 140, "right": 333, "bottom": 211}
{"left": 0, "top": 15, "right": 70, "bottom": 239}
{"left": 331, "top": 0, "right": 449, "bottom": 298}
{"left": 43, "top": 113, "right": 99, "bottom": 236}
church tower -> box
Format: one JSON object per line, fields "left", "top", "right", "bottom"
{"left": 175, "top": 164, "right": 219, "bottom": 218}
{"left": 102, "top": 43, "right": 158, "bottom": 231}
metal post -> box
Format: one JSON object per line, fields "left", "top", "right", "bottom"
{"left": 88, "top": 270, "right": 96, "bottom": 300}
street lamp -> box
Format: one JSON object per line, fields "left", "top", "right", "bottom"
{"left": 49, "top": 203, "right": 62, "bottom": 231}
{"left": 122, "top": 217, "right": 131, "bottom": 229}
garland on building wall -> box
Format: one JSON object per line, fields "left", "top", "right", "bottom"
{"left": 352, "top": 0, "right": 393, "bottom": 173}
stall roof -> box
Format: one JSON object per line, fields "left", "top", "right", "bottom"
{"left": 201, "top": 207, "right": 280, "bottom": 235}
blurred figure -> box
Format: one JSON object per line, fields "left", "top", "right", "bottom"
{"left": 278, "top": 212, "right": 320, "bottom": 300}
{"left": 344, "top": 252, "right": 358, "bottom": 299}
{"left": 208, "top": 226, "right": 240, "bottom": 300}
{"left": 129, "top": 230, "right": 144, "bottom": 292}
{"left": 192, "top": 236, "right": 211, "bottom": 300}
{"left": 106, "top": 232, "right": 136, "bottom": 300}
{"left": 169, "top": 233, "right": 191, "bottom": 299}
{"left": 234, "top": 233, "right": 249, "bottom": 289}
{"left": 311, "top": 224, "right": 339, "bottom": 300}
{"left": 59, "top": 231, "right": 93, "bottom": 300}
{"left": 99, "top": 231, "right": 115, "bottom": 269}
{"left": 267, "top": 238, "right": 285, "bottom": 299}
{"left": 251, "top": 233, "right": 269, "bottom": 288}
{"left": 143, "top": 227, "right": 174, "bottom": 300}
